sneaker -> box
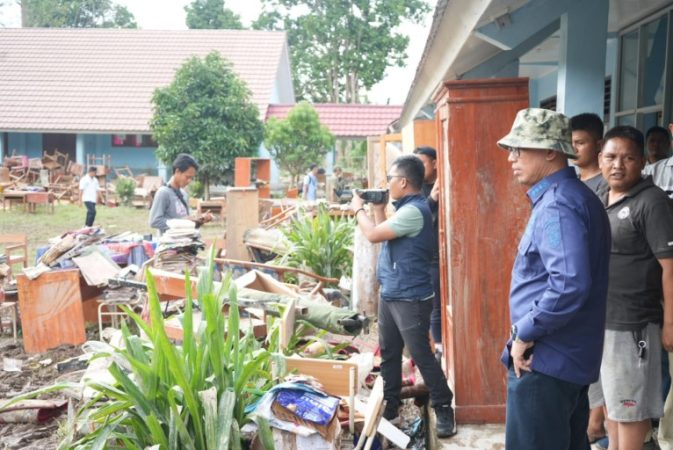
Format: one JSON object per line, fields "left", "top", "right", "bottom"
{"left": 595, "top": 436, "right": 609, "bottom": 450}
{"left": 383, "top": 402, "right": 399, "bottom": 423}
{"left": 643, "top": 438, "right": 659, "bottom": 450}
{"left": 434, "top": 404, "right": 457, "bottom": 438}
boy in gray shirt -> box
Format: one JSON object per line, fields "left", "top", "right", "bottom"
{"left": 149, "top": 154, "right": 212, "bottom": 235}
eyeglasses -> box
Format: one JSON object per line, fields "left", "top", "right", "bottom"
{"left": 508, "top": 147, "right": 522, "bottom": 159}
{"left": 386, "top": 175, "right": 405, "bottom": 182}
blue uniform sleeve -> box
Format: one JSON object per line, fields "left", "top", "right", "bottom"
{"left": 514, "top": 200, "right": 593, "bottom": 342}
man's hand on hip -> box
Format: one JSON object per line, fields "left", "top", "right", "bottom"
{"left": 662, "top": 323, "right": 673, "bottom": 352}
{"left": 511, "top": 339, "right": 534, "bottom": 378}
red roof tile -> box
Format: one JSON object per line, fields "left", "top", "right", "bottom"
{"left": 266, "top": 103, "right": 402, "bottom": 138}
{"left": 0, "top": 28, "right": 290, "bottom": 133}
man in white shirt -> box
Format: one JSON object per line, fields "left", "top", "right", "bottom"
{"left": 643, "top": 124, "right": 673, "bottom": 198}
{"left": 79, "top": 166, "right": 100, "bottom": 227}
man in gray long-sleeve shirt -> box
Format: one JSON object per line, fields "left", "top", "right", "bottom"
{"left": 149, "top": 153, "right": 212, "bottom": 235}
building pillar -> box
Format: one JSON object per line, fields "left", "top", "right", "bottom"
{"left": 556, "top": 0, "right": 608, "bottom": 117}
{"left": 76, "top": 134, "right": 85, "bottom": 165}
{"left": 0, "top": 132, "right": 5, "bottom": 161}
{"left": 157, "top": 163, "right": 168, "bottom": 182}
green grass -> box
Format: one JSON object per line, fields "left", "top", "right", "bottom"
{"left": 0, "top": 203, "right": 223, "bottom": 263}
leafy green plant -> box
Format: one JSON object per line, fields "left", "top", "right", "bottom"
{"left": 264, "top": 102, "right": 335, "bottom": 186}
{"left": 17, "top": 250, "right": 276, "bottom": 449}
{"left": 151, "top": 51, "right": 264, "bottom": 194}
{"left": 189, "top": 179, "right": 205, "bottom": 200}
{"left": 115, "top": 177, "right": 136, "bottom": 206}
{"left": 275, "top": 204, "right": 354, "bottom": 282}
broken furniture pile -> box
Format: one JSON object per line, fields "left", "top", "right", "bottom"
{"left": 1, "top": 150, "right": 84, "bottom": 206}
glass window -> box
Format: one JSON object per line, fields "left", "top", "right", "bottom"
{"left": 641, "top": 16, "right": 668, "bottom": 107}
{"left": 616, "top": 114, "right": 636, "bottom": 126}
{"left": 619, "top": 30, "right": 639, "bottom": 111}
{"left": 642, "top": 111, "right": 663, "bottom": 131}
{"left": 111, "top": 134, "right": 157, "bottom": 147}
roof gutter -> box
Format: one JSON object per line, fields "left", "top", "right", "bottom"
{"left": 399, "top": 0, "right": 493, "bottom": 127}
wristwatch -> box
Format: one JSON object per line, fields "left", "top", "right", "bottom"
{"left": 511, "top": 325, "right": 525, "bottom": 344}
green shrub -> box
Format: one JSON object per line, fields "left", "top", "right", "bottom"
{"left": 275, "top": 204, "right": 354, "bottom": 282}
{"left": 189, "top": 179, "right": 205, "bottom": 199}
{"left": 115, "top": 177, "right": 136, "bottom": 206}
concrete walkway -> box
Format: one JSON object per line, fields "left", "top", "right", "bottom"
{"left": 438, "top": 424, "right": 505, "bottom": 449}
{"left": 437, "top": 424, "right": 608, "bottom": 449}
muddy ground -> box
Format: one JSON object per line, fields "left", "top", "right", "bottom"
{"left": 0, "top": 335, "right": 87, "bottom": 450}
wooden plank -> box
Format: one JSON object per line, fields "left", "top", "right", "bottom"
{"left": 283, "top": 356, "right": 358, "bottom": 398}
{"left": 72, "top": 251, "right": 120, "bottom": 286}
{"left": 225, "top": 187, "right": 259, "bottom": 260}
{"left": 279, "top": 298, "right": 296, "bottom": 351}
{"left": 352, "top": 226, "right": 380, "bottom": 316}
{"left": 413, "top": 119, "right": 437, "bottom": 149}
{"left": 164, "top": 312, "right": 266, "bottom": 341}
{"left": 354, "top": 375, "right": 384, "bottom": 450}
{"left": 16, "top": 269, "right": 86, "bottom": 353}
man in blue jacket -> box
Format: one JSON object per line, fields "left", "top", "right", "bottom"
{"left": 351, "top": 154, "right": 456, "bottom": 438}
{"left": 497, "top": 108, "right": 611, "bottom": 449}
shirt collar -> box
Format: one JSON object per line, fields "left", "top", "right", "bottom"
{"left": 526, "top": 166, "right": 576, "bottom": 205}
{"left": 392, "top": 193, "right": 423, "bottom": 210}
{"left": 601, "top": 176, "right": 655, "bottom": 206}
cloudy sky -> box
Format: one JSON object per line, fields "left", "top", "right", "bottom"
{"left": 0, "top": 0, "right": 434, "bottom": 104}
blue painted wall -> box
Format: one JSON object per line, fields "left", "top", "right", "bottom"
{"left": 7, "top": 132, "right": 43, "bottom": 158}
{"left": 529, "top": 70, "right": 558, "bottom": 108}
{"left": 5, "top": 132, "right": 159, "bottom": 175}
{"left": 84, "top": 134, "right": 158, "bottom": 175}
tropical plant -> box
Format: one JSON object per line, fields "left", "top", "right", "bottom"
{"left": 275, "top": 204, "right": 354, "bottom": 282}
{"left": 264, "top": 102, "right": 335, "bottom": 186}
{"left": 6, "top": 251, "right": 276, "bottom": 449}
{"left": 115, "top": 177, "right": 136, "bottom": 206}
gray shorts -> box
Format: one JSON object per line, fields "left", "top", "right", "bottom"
{"left": 588, "top": 377, "right": 604, "bottom": 409}
{"left": 601, "top": 323, "right": 663, "bottom": 422}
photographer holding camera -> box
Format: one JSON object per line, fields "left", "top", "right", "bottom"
{"left": 351, "top": 154, "right": 456, "bottom": 438}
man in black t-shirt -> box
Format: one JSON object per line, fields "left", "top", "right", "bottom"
{"left": 413, "top": 146, "right": 442, "bottom": 356}
{"left": 598, "top": 126, "right": 673, "bottom": 449}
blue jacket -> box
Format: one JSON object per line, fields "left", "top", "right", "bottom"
{"left": 501, "top": 167, "right": 611, "bottom": 385}
{"left": 377, "top": 194, "right": 435, "bottom": 301}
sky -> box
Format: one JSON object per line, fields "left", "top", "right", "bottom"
{"left": 0, "top": 0, "right": 434, "bottom": 105}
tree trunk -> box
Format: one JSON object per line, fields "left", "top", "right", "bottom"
{"left": 204, "top": 173, "right": 210, "bottom": 200}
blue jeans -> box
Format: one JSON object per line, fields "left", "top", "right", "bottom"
{"left": 506, "top": 368, "right": 590, "bottom": 450}
{"left": 84, "top": 201, "right": 96, "bottom": 227}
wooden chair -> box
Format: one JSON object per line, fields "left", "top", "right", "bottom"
{"left": 132, "top": 175, "right": 163, "bottom": 209}
{"left": 0, "top": 234, "right": 29, "bottom": 269}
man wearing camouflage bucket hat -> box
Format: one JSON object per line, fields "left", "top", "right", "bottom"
{"left": 497, "top": 108, "right": 611, "bottom": 450}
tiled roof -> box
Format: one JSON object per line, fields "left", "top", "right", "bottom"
{"left": 266, "top": 103, "right": 402, "bottom": 138}
{"left": 0, "top": 28, "right": 289, "bottom": 133}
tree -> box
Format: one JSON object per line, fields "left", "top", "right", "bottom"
{"left": 264, "top": 102, "right": 335, "bottom": 185}
{"left": 253, "top": 0, "right": 429, "bottom": 103}
{"left": 151, "top": 51, "right": 264, "bottom": 196}
{"left": 20, "top": 0, "right": 137, "bottom": 28}
{"left": 185, "top": 0, "right": 242, "bottom": 29}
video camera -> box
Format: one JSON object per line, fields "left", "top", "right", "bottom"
{"left": 355, "top": 189, "right": 389, "bottom": 205}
